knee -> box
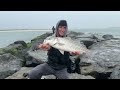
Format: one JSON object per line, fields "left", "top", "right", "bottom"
{"left": 27, "top": 63, "right": 47, "bottom": 79}
{"left": 28, "top": 67, "right": 43, "bottom": 79}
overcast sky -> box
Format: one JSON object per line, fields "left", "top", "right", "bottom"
{"left": 0, "top": 11, "right": 120, "bottom": 29}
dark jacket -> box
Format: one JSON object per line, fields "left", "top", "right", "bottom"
{"left": 46, "top": 20, "right": 71, "bottom": 70}
{"left": 47, "top": 47, "right": 71, "bottom": 70}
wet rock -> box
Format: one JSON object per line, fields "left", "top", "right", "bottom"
{"left": 80, "top": 49, "right": 120, "bottom": 79}
{"left": 0, "top": 53, "right": 24, "bottom": 79}
{"left": 5, "top": 67, "right": 33, "bottom": 79}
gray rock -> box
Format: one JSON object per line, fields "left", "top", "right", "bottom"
{"left": 14, "top": 41, "right": 27, "bottom": 48}
{"left": 102, "top": 34, "right": 114, "bottom": 40}
{"left": 67, "top": 31, "right": 84, "bottom": 38}
{"left": 89, "top": 39, "right": 120, "bottom": 50}
{"left": 92, "top": 34, "right": 105, "bottom": 42}
{"left": 6, "top": 44, "right": 23, "bottom": 50}
{"left": 0, "top": 53, "right": 24, "bottom": 79}
{"left": 0, "top": 48, "right": 5, "bottom": 55}
{"left": 68, "top": 32, "right": 98, "bottom": 48}
{"left": 1, "top": 33, "right": 52, "bottom": 68}
{"left": 80, "top": 39, "right": 96, "bottom": 49}
{"left": 5, "top": 67, "right": 33, "bottom": 79}
{"left": 109, "top": 65, "right": 120, "bottom": 79}
{"left": 25, "top": 50, "right": 48, "bottom": 67}
{"left": 69, "top": 73, "right": 95, "bottom": 79}
{"left": 6, "top": 40, "right": 27, "bottom": 51}
{"left": 2, "top": 41, "right": 28, "bottom": 59}
{"left": 80, "top": 48, "right": 120, "bottom": 79}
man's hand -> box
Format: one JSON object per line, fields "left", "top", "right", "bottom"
{"left": 70, "top": 51, "right": 80, "bottom": 55}
{"left": 37, "top": 43, "right": 51, "bottom": 51}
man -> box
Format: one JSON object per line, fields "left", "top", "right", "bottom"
{"left": 27, "top": 20, "right": 80, "bottom": 79}
{"left": 52, "top": 26, "right": 55, "bottom": 34}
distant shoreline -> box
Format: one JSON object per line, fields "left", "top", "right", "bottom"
{"left": 0, "top": 29, "right": 51, "bottom": 32}
{"left": 0, "top": 29, "right": 51, "bottom": 30}
{"left": 0, "top": 29, "right": 77, "bottom": 32}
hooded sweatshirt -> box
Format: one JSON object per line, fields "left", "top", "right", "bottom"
{"left": 55, "top": 20, "right": 68, "bottom": 37}
{"left": 46, "top": 20, "right": 71, "bottom": 70}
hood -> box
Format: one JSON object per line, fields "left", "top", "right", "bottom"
{"left": 55, "top": 20, "right": 68, "bottom": 37}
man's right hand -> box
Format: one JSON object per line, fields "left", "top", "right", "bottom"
{"left": 70, "top": 51, "right": 80, "bottom": 55}
{"left": 37, "top": 43, "right": 51, "bottom": 51}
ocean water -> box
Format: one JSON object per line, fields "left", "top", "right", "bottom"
{"left": 0, "top": 30, "right": 51, "bottom": 48}
{"left": 75, "top": 28, "right": 120, "bottom": 38}
{"left": 74, "top": 28, "right": 120, "bottom": 38}
{"left": 0, "top": 29, "right": 120, "bottom": 48}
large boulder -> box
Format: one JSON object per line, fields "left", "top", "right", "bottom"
{"left": 0, "top": 53, "right": 24, "bottom": 79}
{"left": 67, "top": 32, "right": 102, "bottom": 48}
{"left": 109, "top": 65, "right": 120, "bottom": 79}
{"left": 80, "top": 39, "right": 120, "bottom": 79}
{"left": 1, "top": 41, "right": 28, "bottom": 57}
{"left": 2, "top": 41, "right": 30, "bottom": 66}
{"left": 89, "top": 39, "right": 120, "bottom": 50}
{"left": 14, "top": 41, "right": 27, "bottom": 48}
{"left": 79, "top": 38, "right": 96, "bottom": 49}
{"left": 67, "top": 31, "right": 84, "bottom": 38}
{"left": 24, "top": 49, "right": 48, "bottom": 67}
{"left": 5, "top": 67, "right": 33, "bottom": 79}
{"left": 80, "top": 48, "right": 120, "bottom": 79}
{"left": 2, "top": 44, "right": 23, "bottom": 56}
{"left": 102, "top": 34, "right": 114, "bottom": 40}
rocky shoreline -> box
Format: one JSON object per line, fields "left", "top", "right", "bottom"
{"left": 0, "top": 31, "right": 120, "bottom": 79}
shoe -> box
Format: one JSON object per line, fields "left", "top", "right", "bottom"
{"left": 23, "top": 73, "right": 29, "bottom": 77}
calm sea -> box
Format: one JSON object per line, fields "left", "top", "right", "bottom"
{"left": 0, "top": 29, "right": 120, "bottom": 48}
{"left": 0, "top": 30, "right": 51, "bottom": 48}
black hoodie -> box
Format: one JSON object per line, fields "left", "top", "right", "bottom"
{"left": 47, "top": 20, "right": 71, "bottom": 70}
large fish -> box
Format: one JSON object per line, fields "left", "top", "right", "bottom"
{"left": 28, "top": 37, "right": 89, "bottom": 60}
{"left": 43, "top": 37, "right": 89, "bottom": 54}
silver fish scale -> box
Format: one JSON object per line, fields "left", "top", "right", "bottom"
{"left": 43, "top": 37, "right": 88, "bottom": 53}
{"left": 56, "top": 37, "right": 87, "bottom": 53}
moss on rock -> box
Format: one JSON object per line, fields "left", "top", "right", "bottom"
{"left": 0, "top": 48, "right": 5, "bottom": 55}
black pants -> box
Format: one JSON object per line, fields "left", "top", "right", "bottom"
{"left": 28, "top": 63, "right": 69, "bottom": 79}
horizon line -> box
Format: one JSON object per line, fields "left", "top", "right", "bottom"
{"left": 0, "top": 27, "right": 120, "bottom": 31}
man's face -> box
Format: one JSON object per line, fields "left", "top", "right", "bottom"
{"left": 58, "top": 26, "right": 67, "bottom": 36}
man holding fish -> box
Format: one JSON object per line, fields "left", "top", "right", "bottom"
{"left": 27, "top": 20, "right": 81, "bottom": 79}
